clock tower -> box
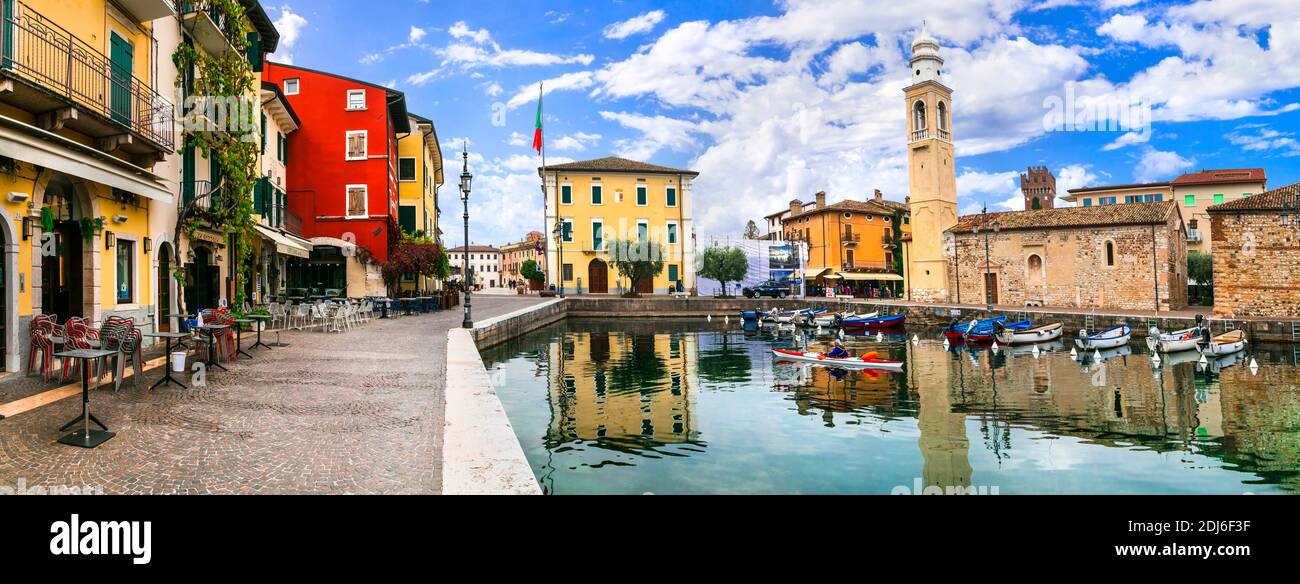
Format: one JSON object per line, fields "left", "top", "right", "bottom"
{"left": 904, "top": 24, "right": 958, "bottom": 303}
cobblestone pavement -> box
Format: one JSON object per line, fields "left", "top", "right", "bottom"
{"left": 0, "top": 295, "right": 546, "bottom": 494}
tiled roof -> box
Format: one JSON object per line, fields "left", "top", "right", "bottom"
{"left": 1066, "top": 181, "right": 1170, "bottom": 195}
{"left": 1172, "top": 168, "right": 1266, "bottom": 187}
{"left": 447, "top": 245, "right": 501, "bottom": 253}
{"left": 947, "top": 201, "right": 1176, "bottom": 234}
{"left": 1207, "top": 181, "right": 1300, "bottom": 213}
{"left": 539, "top": 157, "right": 699, "bottom": 176}
{"left": 782, "top": 199, "right": 900, "bottom": 222}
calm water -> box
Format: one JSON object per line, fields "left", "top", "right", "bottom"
{"left": 481, "top": 318, "right": 1300, "bottom": 495}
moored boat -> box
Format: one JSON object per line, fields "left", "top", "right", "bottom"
{"left": 809, "top": 310, "right": 875, "bottom": 327}
{"left": 1200, "top": 329, "right": 1246, "bottom": 356}
{"left": 942, "top": 316, "right": 1004, "bottom": 340}
{"left": 771, "top": 348, "right": 903, "bottom": 371}
{"left": 740, "top": 310, "right": 765, "bottom": 321}
{"left": 840, "top": 313, "right": 906, "bottom": 329}
{"left": 966, "top": 319, "right": 1031, "bottom": 342}
{"left": 1148, "top": 326, "right": 1201, "bottom": 353}
{"left": 994, "top": 322, "right": 1063, "bottom": 345}
{"left": 1074, "top": 323, "right": 1132, "bottom": 350}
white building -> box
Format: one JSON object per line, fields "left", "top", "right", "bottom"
{"left": 448, "top": 245, "right": 503, "bottom": 289}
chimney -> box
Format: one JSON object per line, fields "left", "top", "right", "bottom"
{"left": 789, "top": 198, "right": 802, "bottom": 216}
{"left": 874, "top": 189, "right": 883, "bottom": 201}
{"left": 815, "top": 191, "right": 826, "bottom": 209}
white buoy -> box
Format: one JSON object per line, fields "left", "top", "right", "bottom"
{"left": 992, "top": 341, "right": 1000, "bottom": 350}
{"left": 1070, "top": 347, "right": 1078, "bottom": 358}
{"left": 1198, "top": 353, "right": 1208, "bottom": 365}
{"left": 725, "top": 315, "right": 730, "bottom": 324}
{"left": 707, "top": 314, "right": 712, "bottom": 322}
{"left": 992, "top": 344, "right": 1000, "bottom": 354}
{"left": 838, "top": 329, "right": 845, "bottom": 340}
{"left": 1093, "top": 350, "right": 1103, "bottom": 361}
{"left": 942, "top": 337, "right": 950, "bottom": 347}
{"left": 1151, "top": 353, "right": 1161, "bottom": 365}
{"left": 1032, "top": 344, "right": 1040, "bottom": 356}
{"left": 1249, "top": 357, "right": 1258, "bottom": 368}
{"left": 911, "top": 334, "right": 919, "bottom": 344}
{"left": 876, "top": 332, "right": 884, "bottom": 342}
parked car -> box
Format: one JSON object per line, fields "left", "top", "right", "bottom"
{"left": 742, "top": 280, "right": 792, "bottom": 299}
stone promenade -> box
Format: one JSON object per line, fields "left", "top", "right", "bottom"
{"left": 0, "top": 295, "right": 546, "bottom": 494}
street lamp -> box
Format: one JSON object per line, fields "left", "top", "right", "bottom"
{"left": 552, "top": 220, "right": 566, "bottom": 298}
{"left": 460, "top": 142, "right": 473, "bottom": 328}
{"left": 971, "top": 204, "right": 999, "bottom": 311}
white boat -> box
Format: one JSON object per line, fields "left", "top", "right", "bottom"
{"left": 771, "top": 348, "right": 903, "bottom": 371}
{"left": 1075, "top": 323, "right": 1131, "bottom": 350}
{"left": 1201, "top": 330, "right": 1246, "bottom": 356}
{"left": 1148, "top": 326, "right": 1201, "bottom": 353}
{"left": 995, "top": 322, "right": 1063, "bottom": 345}
{"left": 810, "top": 311, "right": 876, "bottom": 327}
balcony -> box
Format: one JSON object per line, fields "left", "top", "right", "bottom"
{"left": 841, "top": 233, "right": 860, "bottom": 245}
{"left": 585, "top": 239, "right": 607, "bottom": 253}
{"left": 881, "top": 235, "right": 896, "bottom": 249}
{"left": 842, "top": 260, "right": 893, "bottom": 273}
{"left": 910, "top": 128, "right": 929, "bottom": 142}
{"left": 1187, "top": 228, "right": 1202, "bottom": 243}
{"left": 175, "top": 0, "right": 243, "bottom": 58}
{"left": 0, "top": 1, "right": 175, "bottom": 158}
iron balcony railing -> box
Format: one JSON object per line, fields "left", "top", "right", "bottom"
{"left": 174, "top": 0, "right": 241, "bottom": 46}
{"left": 843, "top": 260, "right": 893, "bottom": 272}
{"left": 841, "top": 233, "right": 860, "bottom": 245}
{"left": 181, "top": 179, "right": 228, "bottom": 217}
{"left": 0, "top": 1, "right": 174, "bottom": 149}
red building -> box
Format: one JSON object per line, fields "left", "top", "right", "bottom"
{"left": 262, "top": 62, "right": 410, "bottom": 296}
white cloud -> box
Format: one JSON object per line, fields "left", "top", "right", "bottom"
{"left": 505, "top": 132, "right": 530, "bottom": 147}
{"left": 1100, "top": 131, "right": 1150, "bottom": 151}
{"left": 406, "top": 21, "right": 594, "bottom": 85}
{"left": 1135, "top": 148, "right": 1195, "bottom": 182}
{"left": 599, "top": 111, "right": 697, "bottom": 160}
{"left": 483, "top": 81, "right": 503, "bottom": 97}
{"left": 449, "top": 21, "right": 491, "bottom": 44}
{"left": 409, "top": 26, "right": 427, "bottom": 44}
{"left": 1226, "top": 125, "right": 1300, "bottom": 157}
{"left": 957, "top": 169, "right": 1023, "bottom": 211}
{"left": 603, "top": 10, "right": 667, "bottom": 40}
{"left": 272, "top": 5, "right": 308, "bottom": 64}
{"left": 505, "top": 71, "right": 594, "bottom": 109}
{"left": 552, "top": 132, "right": 603, "bottom": 152}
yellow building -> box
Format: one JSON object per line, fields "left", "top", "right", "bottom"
{"left": 501, "top": 231, "right": 543, "bottom": 290}
{"left": 780, "top": 189, "right": 908, "bottom": 294}
{"left": 0, "top": 0, "right": 180, "bottom": 370}
{"left": 902, "top": 25, "right": 958, "bottom": 303}
{"left": 248, "top": 79, "right": 311, "bottom": 303}
{"left": 541, "top": 157, "right": 697, "bottom": 295}
{"left": 396, "top": 112, "right": 444, "bottom": 294}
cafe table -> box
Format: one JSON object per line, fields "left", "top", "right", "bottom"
{"left": 196, "top": 323, "right": 231, "bottom": 372}
{"left": 142, "top": 331, "right": 190, "bottom": 390}
{"left": 55, "top": 348, "right": 118, "bottom": 448}
{"left": 232, "top": 318, "right": 256, "bottom": 359}
{"left": 247, "top": 314, "right": 273, "bottom": 350}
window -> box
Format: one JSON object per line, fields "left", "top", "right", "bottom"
{"left": 1105, "top": 241, "right": 1115, "bottom": 266}
{"left": 1099, "top": 196, "right": 1116, "bottom": 205}
{"left": 346, "top": 89, "right": 366, "bottom": 110}
{"left": 1083, "top": 198, "right": 1092, "bottom": 207}
{"left": 636, "top": 185, "right": 647, "bottom": 206}
{"left": 1189, "top": 219, "right": 1198, "bottom": 230}
{"left": 116, "top": 240, "right": 134, "bottom": 303}
{"left": 278, "top": 133, "right": 286, "bottom": 163}
{"left": 345, "top": 131, "right": 367, "bottom": 160}
{"left": 903, "top": 215, "right": 910, "bottom": 225}
{"left": 398, "top": 157, "right": 417, "bottom": 182}
{"left": 560, "top": 184, "right": 572, "bottom": 205}
{"left": 592, "top": 220, "right": 603, "bottom": 250}
{"left": 562, "top": 263, "right": 573, "bottom": 282}
{"left": 346, "top": 184, "right": 368, "bottom": 218}
{"left": 561, "top": 219, "right": 573, "bottom": 242}
{"left": 845, "top": 249, "right": 855, "bottom": 268}
{"left": 912, "top": 100, "right": 927, "bottom": 132}
{"left": 1243, "top": 192, "right": 1252, "bottom": 198}
{"left": 1184, "top": 194, "right": 1196, "bottom": 206}
{"left": 668, "top": 264, "right": 679, "bottom": 282}
{"left": 1213, "top": 193, "right": 1225, "bottom": 205}
{"left": 399, "top": 205, "right": 417, "bottom": 233}
{"left": 284, "top": 78, "right": 299, "bottom": 95}
{"left": 667, "top": 222, "right": 678, "bottom": 244}
{"left": 1031, "top": 197, "right": 1041, "bottom": 209}
{"left": 591, "top": 184, "right": 602, "bottom": 205}
{"left": 637, "top": 221, "right": 649, "bottom": 243}
{"left": 666, "top": 186, "right": 677, "bottom": 207}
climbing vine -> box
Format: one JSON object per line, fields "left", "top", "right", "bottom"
{"left": 170, "top": 0, "right": 259, "bottom": 312}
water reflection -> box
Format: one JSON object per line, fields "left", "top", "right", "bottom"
{"left": 482, "top": 318, "right": 1300, "bottom": 494}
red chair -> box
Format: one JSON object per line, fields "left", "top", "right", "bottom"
{"left": 27, "top": 315, "right": 57, "bottom": 383}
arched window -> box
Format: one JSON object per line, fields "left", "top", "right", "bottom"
{"left": 912, "top": 100, "right": 927, "bottom": 132}
{"left": 1027, "top": 254, "right": 1043, "bottom": 282}
{"left": 1031, "top": 197, "right": 1041, "bottom": 210}
{"left": 1105, "top": 241, "right": 1115, "bottom": 266}
{"left": 937, "top": 101, "right": 948, "bottom": 131}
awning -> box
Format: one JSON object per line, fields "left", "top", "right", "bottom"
{"left": 254, "top": 224, "right": 311, "bottom": 258}
{"left": 804, "top": 267, "right": 833, "bottom": 278}
{"left": 0, "top": 116, "right": 172, "bottom": 202}
{"left": 837, "top": 272, "right": 904, "bottom": 281}
{"left": 822, "top": 274, "right": 842, "bottom": 280}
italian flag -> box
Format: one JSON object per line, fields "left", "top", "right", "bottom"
{"left": 531, "top": 90, "right": 543, "bottom": 154}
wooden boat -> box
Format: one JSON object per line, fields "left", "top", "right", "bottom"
{"left": 840, "top": 313, "right": 906, "bottom": 329}
{"left": 966, "top": 319, "right": 1031, "bottom": 342}
{"left": 1148, "top": 326, "right": 1200, "bottom": 353}
{"left": 809, "top": 310, "right": 876, "bottom": 327}
{"left": 1074, "top": 323, "right": 1131, "bottom": 350}
{"left": 740, "top": 310, "right": 765, "bottom": 321}
{"left": 1200, "top": 330, "right": 1246, "bottom": 356}
{"left": 771, "top": 349, "right": 903, "bottom": 371}
{"left": 994, "top": 322, "right": 1063, "bottom": 345}
{"left": 943, "top": 316, "right": 1004, "bottom": 340}
{"left": 772, "top": 308, "right": 826, "bottom": 323}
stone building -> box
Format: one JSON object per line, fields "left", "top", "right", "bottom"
{"left": 944, "top": 201, "right": 1188, "bottom": 311}
{"left": 1207, "top": 181, "right": 1300, "bottom": 318}
{"left": 1020, "top": 166, "right": 1056, "bottom": 210}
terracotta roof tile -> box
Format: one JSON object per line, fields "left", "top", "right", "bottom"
{"left": 947, "top": 201, "right": 1176, "bottom": 234}
{"left": 447, "top": 245, "right": 501, "bottom": 253}
{"left": 1172, "top": 168, "right": 1266, "bottom": 187}
{"left": 539, "top": 156, "right": 698, "bottom": 176}
{"left": 1066, "top": 181, "right": 1170, "bottom": 195}
{"left": 1207, "top": 181, "right": 1300, "bottom": 213}
{"left": 782, "top": 199, "right": 900, "bottom": 222}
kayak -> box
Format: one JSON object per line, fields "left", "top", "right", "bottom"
{"left": 841, "top": 313, "right": 906, "bottom": 329}
{"left": 771, "top": 349, "right": 904, "bottom": 371}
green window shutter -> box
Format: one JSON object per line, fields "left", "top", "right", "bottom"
{"left": 668, "top": 264, "right": 678, "bottom": 282}
{"left": 561, "top": 185, "right": 572, "bottom": 204}
{"left": 592, "top": 223, "right": 602, "bottom": 248}
{"left": 591, "top": 185, "right": 601, "bottom": 204}
{"left": 253, "top": 177, "right": 267, "bottom": 215}
{"left": 1213, "top": 193, "right": 1224, "bottom": 205}
{"left": 181, "top": 145, "right": 196, "bottom": 205}
{"left": 260, "top": 112, "right": 266, "bottom": 153}
{"left": 667, "top": 187, "right": 676, "bottom": 206}
{"left": 1184, "top": 194, "right": 1195, "bottom": 206}
{"left": 209, "top": 155, "right": 222, "bottom": 209}
{"left": 399, "top": 206, "right": 417, "bottom": 234}
{"left": 246, "top": 32, "right": 263, "bottom": 72}
{"left": 636, "top": 186, "right": 647, "bottom": 205}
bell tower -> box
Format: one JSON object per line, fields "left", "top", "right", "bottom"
{"left": 904, "top": 23, "right": 957, "bottom": 303}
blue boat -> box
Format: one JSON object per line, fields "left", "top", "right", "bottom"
{"left": 740, "top": 310, "right": 764, "bottom": 321}
{"left": 966, "top": 319, "right": 1032, "bottom": 341}
{"left": 943, "top": 316, "right": 1005, "bottom": 340}
{"left": 840, "top": 313, "right": 906, "bottom": 329}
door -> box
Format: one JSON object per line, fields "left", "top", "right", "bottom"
{"left": 985, "top": 272, "right": 999, "bottom": 305}
{"left": 181, "top": 145, "right": 195, "bottom": 208}
{"left": 635, "top": 273, "right": 654, "bottom": 294}
{"left": 588, "top": 259, "right": 608, "bottom": 293}
{"left": 158, "top": 245, "right": 171, "bottom": 331}
{"left": 109, "top": 32, "right": 133, "bottom": 125}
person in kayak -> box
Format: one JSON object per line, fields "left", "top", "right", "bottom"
{"left": 827, "top": 339, "right": 850, "bottom": 359}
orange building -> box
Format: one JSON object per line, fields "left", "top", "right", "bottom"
{"left": 781, "top": 190, "right": 909, "bottom": 296}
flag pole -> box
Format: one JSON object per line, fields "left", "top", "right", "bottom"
{"left": 539, "top": 82, "right": 548, "bottom": 292}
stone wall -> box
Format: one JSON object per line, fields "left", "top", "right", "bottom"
{"left": 1211, "top": 211, "right": 1300, "bottom": 318}
{"left": 946, "top": 216, "right": 1186, "bottom": 312}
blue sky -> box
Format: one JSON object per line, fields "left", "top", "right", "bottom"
{"left": 267, "top": 0, "right": 1300, "bottom": 246}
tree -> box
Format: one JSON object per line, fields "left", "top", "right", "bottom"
{"left": 700, "top": 246, "right": 749, "bottom": 297}
{"left": 381, "top": 232, "right": 443, "bottom": 291}
{"left": 743, "top": 220, "right": 761, "bottom": 239}
{"left": 520, "top": 259, "right": 544, "bottom": 283}
{"left": 608, "top": 238, "right": 666, "bottom": 297}
{"left": 1188, "top": 251, "right": 1214, "bottom": 305}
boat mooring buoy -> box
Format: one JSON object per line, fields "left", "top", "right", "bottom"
{"left": 911, "top": 334, "right": 919, "bottom": 344}
{"left": 1198, "top": 353, "right": 1208, "bottom": 365}
{"left": 725, "top": 315, "right": 730, "bottom": 324}
{"left": 1070, "top": 347, "right": 1078, "bottom": 358}
{"left": 1093, "top": 350, "right": 1103, "bottom": 361}
{"left": 1032, "top": 344, "right": 1040, "bottom": 356}
{"left": 875, "top": 332, "right": 883, "bottom": 342}
{"left": 942, "top": 337, "right": 950, "bottom": 347}
{"left": 707, "top": 314, "right": 712, "bottom": 322}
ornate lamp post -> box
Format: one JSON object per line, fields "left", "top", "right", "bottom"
{"left": 971, "top": 204, "right": 999, "bottom": 311}
{"left": 552, "top": 220, "right": 566, "bottom": 298}
{"left": 460, "top": 143, "right": 473, "bottom": 328}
